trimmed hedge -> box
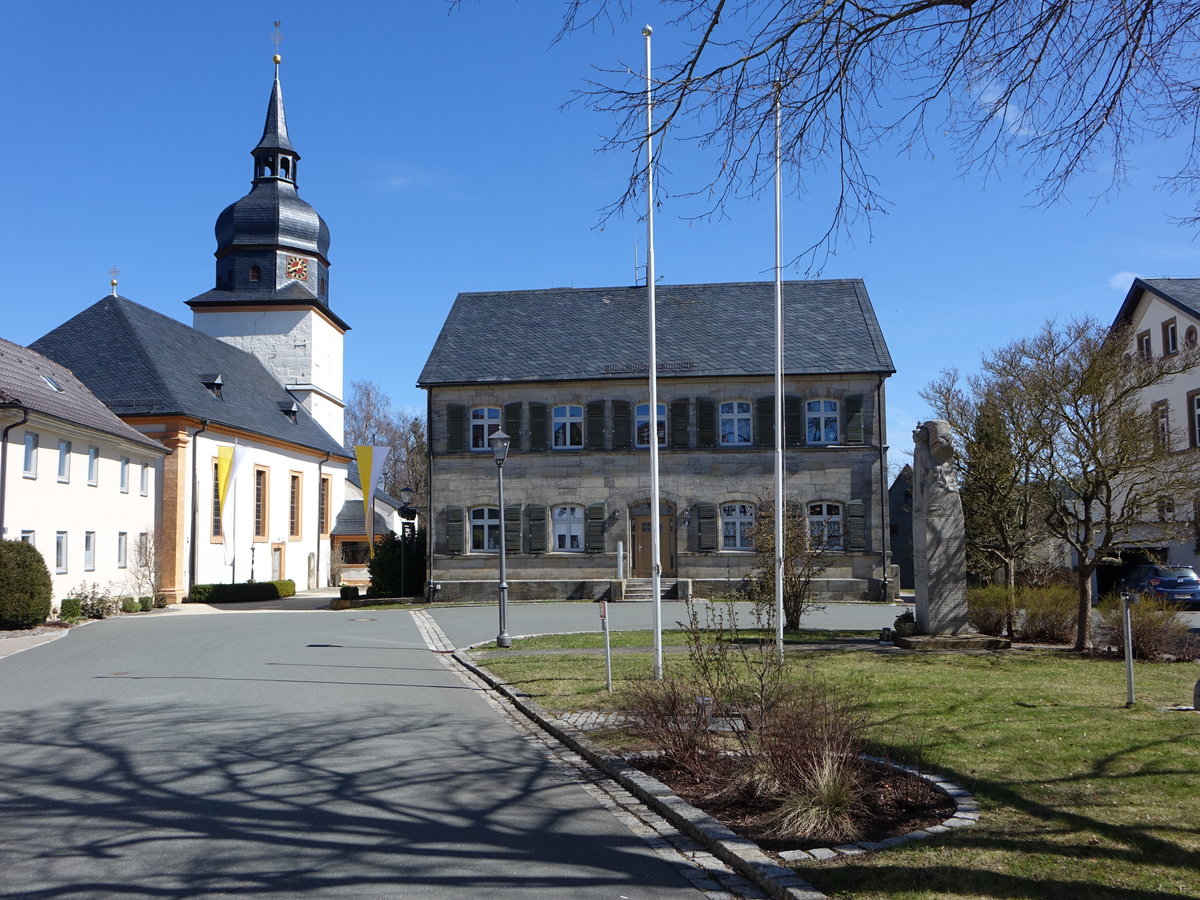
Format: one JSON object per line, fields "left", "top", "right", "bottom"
{"left": 59, "top": 596, "right": 83, "bottom": 619}
{"left": 187, "top": 580, "right": 296, "bottom": 604}
{"left": 0, "top": 540, "right": 53, "bottom": 628}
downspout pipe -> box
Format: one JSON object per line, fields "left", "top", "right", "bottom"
{"left": 317, "top": 450, "right": 331, "bottom": 589}
{"left": 877, "top": 376, "right": 890, "bottom": 602}
{"left": 188, "top": 419, "right": 209, "bottom": 593}
{"left": 0, "top": 402, "right": 30, "bottom": 540}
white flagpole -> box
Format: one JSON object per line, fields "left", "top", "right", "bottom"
{"left": 774, "top": 85, "right": 786, "bottom": 662}
{"left": 643, "top": 24, "right": 663, "bottom": 681}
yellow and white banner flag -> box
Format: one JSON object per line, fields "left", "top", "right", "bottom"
{"left": 217, "top": 445, "right": 249, "bottom": 567}
{"left": 355, "top": 445, "right": 391, "bottom": 557}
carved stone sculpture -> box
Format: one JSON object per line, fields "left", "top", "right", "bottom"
{"left": 912, "top": 420, "right": 968, "bottom": 634}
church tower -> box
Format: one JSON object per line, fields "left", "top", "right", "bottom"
{"left": 188, "top": 53, "right": 349, "bottom": 442}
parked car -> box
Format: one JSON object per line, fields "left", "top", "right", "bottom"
{"left": 1119, "top": 565, "right": 1200, "bottom": 607}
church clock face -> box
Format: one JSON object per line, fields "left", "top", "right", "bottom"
{"left": 286, "top": 256, "right": 309, "bottom": 281}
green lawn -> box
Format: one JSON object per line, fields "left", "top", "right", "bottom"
{"left": 480, "top": 641, "right": 1200, "bottom": 900}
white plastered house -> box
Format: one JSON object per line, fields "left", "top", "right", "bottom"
{"left": 0, "top": 338, "right": 168, "bottom": 608}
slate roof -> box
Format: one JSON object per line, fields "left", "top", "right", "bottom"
{"left": 255, "top": 67, "right": 296, "bottom": 155}
{"left": 213, "top": 178, "right": 330, "bottom": 260}
{"left": 0, "top": 337, "right": 166, "bottom": 454}
{"left": 186, "top": 285, "right": 350, "bottom": 331}
{"left": 418, "top": 280, "right": 894, "bottom": 386}
{"left": 331, "top": 499, "right": 391, "bottom": 537}
{"left": 30, "top": 295, "right": 348, "bottom": 458}
{"left": 1114, "top": 278, "right": 1200, "bottom": 325}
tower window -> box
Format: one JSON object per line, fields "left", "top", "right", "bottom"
{"left": 249, "top": 265, "right": 261, "bottom": 283}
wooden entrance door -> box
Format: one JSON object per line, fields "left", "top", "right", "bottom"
{"left": 271, "top": 544, "right": 284, "bottom": 581}
{"left": 630, "top": 502, "right": 676, "bottom": 577}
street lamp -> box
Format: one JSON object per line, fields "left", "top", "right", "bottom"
{"left": 398, "top": 484, "right": 415, "bottom": 596}
{"left": 489, "top": 429, "right": 512, "bottom": 648}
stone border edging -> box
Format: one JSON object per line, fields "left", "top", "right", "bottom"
{"left": 453, "top": 648, "right": 980, "bottom": 900}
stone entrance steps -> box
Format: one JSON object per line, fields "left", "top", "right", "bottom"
{"left": 623, "top": 578, "right": 677, "bottom": 602}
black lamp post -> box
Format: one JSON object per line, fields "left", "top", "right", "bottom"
{"left": 490, "top": 429, "right": 512, "bottom": 648}
{"left": 398, "top": 484, "right": 415, "bottom": 596}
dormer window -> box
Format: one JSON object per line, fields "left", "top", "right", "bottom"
{"left": 200, "top": 373, "right": 223, "bottom": 399}
{"left": 249, "top": 265, "right": 261, "bottom": 283}
{"left": 278, "top": 400, "right": 299, "bottom": 422}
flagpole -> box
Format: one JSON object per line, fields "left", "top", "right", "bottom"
{"left": 643, "top": 24, "right": 663, "bottom": 681}
{"left": 773, "top": 85, "right": 786, "bottom": 662}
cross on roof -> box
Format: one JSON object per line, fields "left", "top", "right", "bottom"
{"left": 270, "top": 21, "right": 285, "bottom": 52}
{"left": 108, "top": 265, "right": 119, "bottom": 296}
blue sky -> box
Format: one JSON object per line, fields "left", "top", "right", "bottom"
{"left": 4, "top": 2, "right": 1198, "bottom": 470}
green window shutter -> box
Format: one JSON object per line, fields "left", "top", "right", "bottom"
{"left": 755, "top": 396, "right": 775, "bottom": 448}
{"left": 669, "top": 399, "right": 690, "bottom": 449}
{"left": 612, "top": 401, "right": 632, "bottom": 449}
{"left": 585, "top": 503, "right": 606, "bottom": 553}
{"left": 505, "top": 504, "right": 522, "bottom": 555}
{"left": 585, "top": 401, "right": 606, "bottom": 450}
{"left": 526, "top": 504, "right": 547, "bottom": 553}
{"left": 785, "top": 395, "right": 804, "bottom": 448}
{"left": 504, "top": 402, "right": 523, "bottom": 451}
{"left": 529, "top": 402, "right": 549, "bottom": 451}
{"left": 445, "top": 506, "right": 464, "bottom": 554}
{"left": 846, "top": 500, "right": 866, "bottom": 551}
{"left": 844, "top": 395, "right": 865, "bottom": 445}
{"left": 697, "top": 502, "right": 718, "bottom": 551}
{"left": 695, "top": 398, "right": 716, "bottom": 448}
{"left": 445, "top": 404, "right": 467, "bottom": 453}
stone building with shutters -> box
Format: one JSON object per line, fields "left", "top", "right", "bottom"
{"left": 418, "top": 280, "right": 895, "bottom": 602}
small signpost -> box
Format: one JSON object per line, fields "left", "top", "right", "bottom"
{"left": 600, "top": 600, "right": 613, "bottom": 693}
{"left": 1121, "top": 591, "right": 1136, "bottom": 707}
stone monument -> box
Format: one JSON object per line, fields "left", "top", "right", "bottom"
{"left": 912, "top": 420, "right": 968, "bottom": 634}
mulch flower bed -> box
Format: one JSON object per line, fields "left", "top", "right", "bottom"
{"left": 632, "top": 752, "right": 957, "bottom": 852}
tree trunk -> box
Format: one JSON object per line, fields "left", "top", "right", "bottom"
{"left": 1005, "top": 560, "right": 1017, "bottom": 639}
{"left": 1074, "top": 567, "right": 1094, "bottom": 651}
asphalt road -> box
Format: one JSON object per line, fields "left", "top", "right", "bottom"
{"left": 0, "top": 609, "right": 708, "bottom": 899}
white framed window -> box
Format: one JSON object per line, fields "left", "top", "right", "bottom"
{"left": 87, "top": 446, "right": 99, "bottom": 485}
{"left": 140, "top": 462, "right": 150, "bottom": 497}
{"left": 552, "top": 505, "right": 584, "bottom": 552}
{"left": 20, "top": 530, "right": 34, "bottom": 546}
{"left": 806, "top": 400, "right": 840, "bottom": 444}
{"left": 635, "top": 403, "right": 666, "bottom": 448}
{"left": 57, "top": 440, "right": 72, "bottom": 482}
{"left": 55, "top": 531, "right": 68, "bottom": 574}
{"left": 470, "top": 507, "right": 500, "bottom": 552}
{"left": 721, "top": 502, "right": 755, "bottom": 550}
{"left": 719, "top": 401, "right": 753, "bottom": 446}
{"left": 117, "top": 532, "right": 128, "bottom": 568}
{"left": 84, "top": 532, "right": 95, "bottom": 571}
{"left": 119, "top": 457, "right": 130, "bottom": 493}
{"left": 808, "top": 502, "right": 843, "bottom": 551}
{"left": 23, "top": 432, "right": 38, "bottom": 477}
{"left": 1164, "top": 319, "right": 1179, "bottom": 356}
{"left": 552, "top": 405, "right": 584, "bottom": 449}
{"left": 470, "top": 407, "right": 501, "bottom": 450}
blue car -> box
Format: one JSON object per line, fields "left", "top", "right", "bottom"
{"left": 1121, "top": 565, "right": 1200, "bottom": 607}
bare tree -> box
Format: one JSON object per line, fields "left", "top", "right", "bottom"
{"left": 746, "top": 499, "right": 828, "bottom": 630}
{"left": 982, "top": 317, "right": 1200, "bottom": 650}
{"left": 128, "top": 526, "right": 164, "bottom": 604}
{"left": 513, "top": 1, "right": 1200, "bottom": 268}
{"left": 344, "top": 380, "right": 429, "bottom": 509}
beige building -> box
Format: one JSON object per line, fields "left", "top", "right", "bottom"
{"left": 418, "top": 280, "right": 895, "bottom": 602}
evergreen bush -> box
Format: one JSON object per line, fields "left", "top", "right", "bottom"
{"left": 59, "top": 596, "right": 83, "bottom": 619}
{"left": 119, "top": 597, "right": 141, "bottom": 614}
{"left": 186, "top": 581, "right": 294, "bottom": 603}
{"left": 0, "top": 540, "right": 52, "bottom": 628}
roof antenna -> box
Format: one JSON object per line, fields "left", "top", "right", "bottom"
{"left": 108, "top": 266, "right": 120, "bottom": 297}
{"left": 633, "top": 244, "right": 641, "bottom": 286}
